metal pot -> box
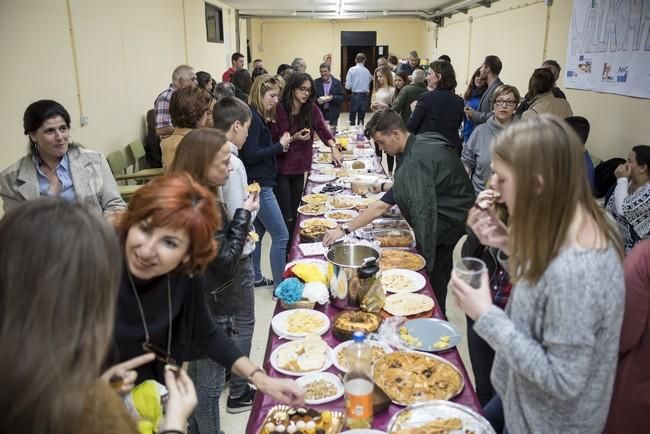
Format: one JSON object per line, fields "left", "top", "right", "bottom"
{"left": 326, "top": 243, "right": 381, "bottom": 309}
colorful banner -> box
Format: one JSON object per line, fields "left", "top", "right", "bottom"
{"left": 564, "top": 0, "right": 650, "bottom": 99}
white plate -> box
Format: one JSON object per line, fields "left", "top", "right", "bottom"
{"left": 328, "top": 195, "right": 361, "bottom": 210}
{"left": 271, "top": 308, "right": 330, "bottom": 339}
{"left": 310, "top": 173, "right": 337, "bottom": 183}
{"left": 299, "top": 218, "right": 338, "bottom": 229}
{"left": 387, "top": 400, "right": 495, "bottom": 434}
{"left": 332, "top": 340, "right": 394, "bottom": 373}
{"left": 270, "top": 340, "right": 334, "bottom": 376}
{"left": 295, "top": 372, "right": 344, "bottom": 405}
{"left": 324, "top": 209, "right": 359, "bottom": 222}
{"left": 380, "top": 269, "right": 426, "bottom": 293}
{"left": 298, "top": 242, "right": 329, "bottom": 257}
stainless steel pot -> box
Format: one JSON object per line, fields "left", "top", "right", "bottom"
{"left": 326, "top": 243, "right": 381, "bottom": 309}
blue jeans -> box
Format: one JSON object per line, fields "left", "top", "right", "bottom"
{"left": 187, "top": 316, "right": 232, "bottom": 434}
{"left": 252, "top": 186, "right": 289, "bottom": 286}
{"left": 484, "top": 394, "right": 507, "bottom": 434}
{"left": 228, "top": 256, "right": 256, "bottom": 398}
{"left": 349, "top": 93, "right": 369, "bottom": 126}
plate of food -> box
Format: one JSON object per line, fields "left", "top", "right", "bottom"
{"left": 373, "top": 351, "right": 464, "bottom": 405}
{"left": 300, "top": 218, "right": 338, "bottom": 230}
{"left": 332, "top": 340, "right": 393, "bottom": 373}
{"left": 313, "top": 153, "right": 334, "bottom": 164}
{"left": 378, "top": 250, "right": 426, "bottom": 272}
{"left": 324, "top": 209, "right": 359, "bottom": 222}
{"left": 270, "top": 335, "right": 333, "bottom": 376}
{"left": 310, "top": 173, "right": 337, "bottom": 183}
{"left": 299, "top": 224, "right": 334, "bottom": 243}
{"left": 383, "top": 293, "right": 434, "bottom": 317}
{"left": 328, "top": 195, "right": 359, "bottom": 210}
{"left": 399, "top": 318, "right": 460, "bottom": 352}
{"left": 380, "top": 269, "right": 426, "bottom": 293}
{"left": 257, "top": 405, "right": 344, "bottom": 434}
{"left": 295, "top": 372, "right": 344, "bottom": 405}
{"left": 271, "top": 309, "right": 330, "bottom": 339}
{"left": 312, "top": 182, "right": 345, "bottom": 194}
{"left": 387, "top": 400, "right": 495, "bottom": 434}
{"left": 332, "top": 310, "right": 383, "bottom": 341}
{"left": 298, "top": 202, "right": 329, "bottom": 216}
{"left": 302, "top": 193, "right": 330, "bottom": 205}
{"left": 373, "top": 229, "right": 414, "bottom": 248}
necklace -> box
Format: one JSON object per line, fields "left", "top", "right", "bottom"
{"left": 127, "top": 272, "right": 174, "bottom": 363}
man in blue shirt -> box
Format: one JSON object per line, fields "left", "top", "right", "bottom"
{"left": 345, "top": 53, "right": 373, "bottom": 126}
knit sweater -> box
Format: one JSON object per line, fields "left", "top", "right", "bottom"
{"left": 474, "top": 245, "right": 624, "bottom": 434}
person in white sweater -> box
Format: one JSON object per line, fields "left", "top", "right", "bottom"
{"left": 452, "top": 114, "right": 625, "bottom": 434}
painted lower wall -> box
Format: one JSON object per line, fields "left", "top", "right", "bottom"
{"left": 0, "top": 0, "right": 242, "bottom": 174}
{"left": 436, "top": 0, "right": 649, "bottom": 160}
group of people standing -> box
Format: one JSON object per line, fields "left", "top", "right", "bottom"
{"left": 1, "top": 46, "right": 649, "bottom": 434}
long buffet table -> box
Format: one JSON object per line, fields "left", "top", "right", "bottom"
{"left": 245, "top": 141, "right": 481, "bottom": 434}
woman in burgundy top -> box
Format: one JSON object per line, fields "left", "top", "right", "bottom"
{"left": 271, "top": 72, "right": 342, "bottom": 238}
{"left": 604, "top": 239, "right": 650, "bottom": 433}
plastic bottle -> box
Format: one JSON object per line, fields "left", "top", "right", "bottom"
{"left": 344, "top": 331, "right": 374, "bottom": 429}
{"left": 356, "top": 124, "right": 365, "bottom": 142}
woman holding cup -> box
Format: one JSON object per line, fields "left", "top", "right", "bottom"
{"left": 451, "top": 115, "right": 625, "bottom": 433}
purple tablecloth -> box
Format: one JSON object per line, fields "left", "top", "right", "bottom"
{"left": 245, "top": 150, "right": 481, "bottom": 434}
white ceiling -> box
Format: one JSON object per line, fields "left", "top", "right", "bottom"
{"left": 225, "top": 0, "right": 495, "bottom": 20}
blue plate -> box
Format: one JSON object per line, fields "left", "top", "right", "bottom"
{"left": 400, "top": 318, "right": 461, "bottom": 352}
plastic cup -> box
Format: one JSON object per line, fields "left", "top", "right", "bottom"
{"left": 454, "top": 257, "right": 487, "bottom": 289}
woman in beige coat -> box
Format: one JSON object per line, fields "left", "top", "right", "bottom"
{"left": 521, "top": 68, "right": 572, "bottom": 120}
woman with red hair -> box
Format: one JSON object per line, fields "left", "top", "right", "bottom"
{"left": 112, "top": 173, "right": 303, "bottom": 408}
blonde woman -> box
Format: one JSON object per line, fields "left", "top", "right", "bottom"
{"left": 239, "top": 74, "right": 291, "bottom": 287}
{"left": 452, "top": 115, "right": 624, "bottom": 433}
{"left": 371, "top": 65, "right": 396, "bottom": 172}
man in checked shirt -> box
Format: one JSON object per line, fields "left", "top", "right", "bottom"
{"left": 154, "top": 65, "right": 198, "bottom": 138}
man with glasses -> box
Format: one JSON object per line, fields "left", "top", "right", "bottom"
{"left": 315, "top": 62, "right": 344, "bottom": 131}
{"left": 464, "top": 55, "right": 503, "bottom": 125}
{"left": 345, "top": 53, "right": 373, "bottom": 126}
{"left": 154, "top": 64, "right": 197, "bottom": 138}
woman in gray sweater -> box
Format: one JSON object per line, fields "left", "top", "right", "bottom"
{"left": 452, "top": 115, "right": 625, "bottom": 433}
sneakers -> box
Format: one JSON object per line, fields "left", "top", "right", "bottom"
{"left": 254, "top": 277, "right": 273, "bottom": 288}
{"left": 226, "top": 385, "right": 256, "bottom": 414}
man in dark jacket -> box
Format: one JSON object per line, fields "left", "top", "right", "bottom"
{"left": 314, "top": 62, "right": 345, "bottom": 130}
{"left": 323, "top": 109, "right": 474, "bottom": 314}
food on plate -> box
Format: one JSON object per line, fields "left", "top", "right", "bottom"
{"left": 258, "top": 405, "right": 342, "bottom": 434}
{"left": 399, "top": 326, "right": 422, "bottom": 348}
{"left": 375, "top": 230, "right": 414, "bottom": 248}
{"left": 379, "top": 250, "right": 426, "bottom": 271}
{"left": 286, "top": 311, "right": 326, "bottom": 334}
{"left": 391, "top": 416, "right": 463, "bottom": 434}
{"left": 319, "top": 166, "right": 347, "bottom": 177}
{"left": 314, "top": 153, "right": 333, "bottom": 164}
{"left": 336, "top": 343, "right": 389, "bottom": 370}
{"left": 433, "top": 335, "right": 451, "bottom": 350}
{"left": 326, "top": 211, "right": 356, "bottom": 220}
{"left": 276, "top": 334, "right": 328, "bottom": 372}
{"left": 384, "top": 293, "right": 434, "bottom": 316}
{"left": 299, "top": 225, "right": 331, "bottom": 243}
{"left": 381, "top": 273, "right": 416, "bottom": 293}
{"left": 373, "top": 351, "right": 463, "bottom": 404}
{"left": 351, "top": 160, "right": 366, "bottom": 169}
{"left": 302, "top": 379, "right": 338, "bottom": 401}
{"left": 372, "top": 219, "right": 410, "bottom": 230}
{"left": 320, "top": 183, "right": 344, "bottom": 194}
{"left": 329, "top": 196, "right": 356, "bottom": 209}
{"left": 249, "top": 231, "right": 260, "bottom": 242}
{"left": 301, "top": 218, "right": 337, "bottom": 229}
{"left": 246, "top": 182, "right": 261, "bottom": 193}
{"left": 355, "top": 197, "right": 377, "bottom": 210}
{"left": 298, "top": 203, "right": 328, "bottom": 215}
{"left": 302, "top": 193, "right": 329, "bottom": 204}
{"left": 333, "top": 310, "right": 382, "bottom": 339}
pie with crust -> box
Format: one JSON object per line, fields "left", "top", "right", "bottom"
{"left": 373, "top": 351, "right": 463, "bottom": 404}
{"left": 379, "top": 250, "right": 425, "bottom": 271}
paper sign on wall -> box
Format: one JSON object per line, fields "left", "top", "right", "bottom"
{"left": 564, "top": 0, "right": 650, "bottom": 99}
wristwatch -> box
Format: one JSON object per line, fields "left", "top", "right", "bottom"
{"left": 341, "top": 224, "right": 351, "bottom": 235}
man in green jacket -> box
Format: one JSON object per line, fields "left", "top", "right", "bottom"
{"left": 391, "top": 69, "right": 427, "bottom": 124}
{"left": 323, "top": 109, "right": 474, "bottom": 314}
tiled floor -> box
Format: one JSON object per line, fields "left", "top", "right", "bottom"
{"left": 220, "top": 130, "right": 476, "bottom": 432}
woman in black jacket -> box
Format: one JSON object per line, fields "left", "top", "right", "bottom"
{"left": 407, "top": 60, "right": 465, "bottom": 154}
{"left": 168, "top": 128, "right": 259, "bottom": 434}
{"left": 112, "top": 173, "right": 302, "bottom": 433}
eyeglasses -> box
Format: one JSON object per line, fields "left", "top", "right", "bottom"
{"left": 297, "top": 86, "right": 312, "bottom": 94}
{"left": 494, "top": 99, "right": 516, "bottom": 107}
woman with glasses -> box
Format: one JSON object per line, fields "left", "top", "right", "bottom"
{"left": 271, "top": 72, "right": 342, "bottom": 242}
{"left": 407, "top": 60, "right": 465, "bottom": 154}
{"left": 520, "top": 68, "right": 572, "bottom": 121}
{"left": 240, "top": 74, "right": 291, "bottom": 287}
{"left": 461, "top": 85, "right": 521, "bottom": 194}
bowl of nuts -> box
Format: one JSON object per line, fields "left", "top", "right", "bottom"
{"left": 295, "top": 372, "right": 344, "bottom": 405}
